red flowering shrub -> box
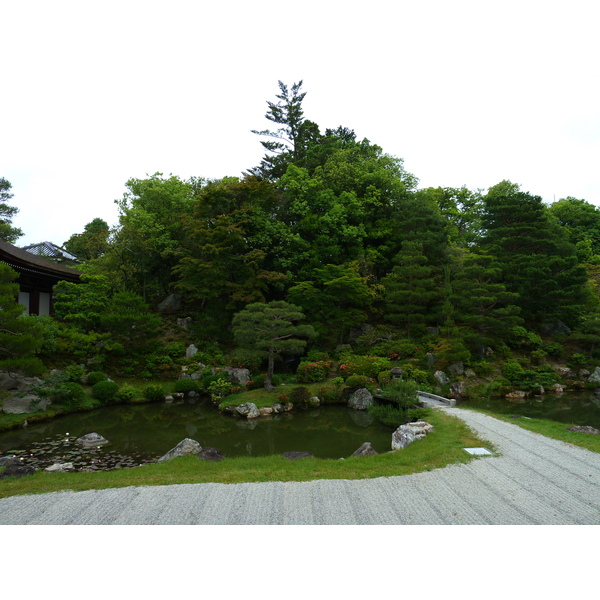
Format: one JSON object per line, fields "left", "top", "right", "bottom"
{"left": 296, "top": 360, "right": 332, "bottom": 383}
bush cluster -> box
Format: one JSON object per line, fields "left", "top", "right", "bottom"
{"left": 289, "top": 385, "right": 311, "bottom": 408}
{"left": 142, "top": 384, "right": 165, "bottom": 402}
{"left": 87, "top": 371, "right": 108, "bottom": 386}
{"left": 296, "top": 360, "right": 332, "bottom": 383}
{"left": 344, "top": 375, "right": 376, "bottom": 392}
{"left": 246, "top": 374, "right": 282, "bottom": 390}
{"left": 338, "top": 355, "right": 391, "bottom": 379}
{"left": 173, "top": 378, "right": 200, "bottom": 395}
{"left": 92, "top": 380, "right": 119, "bottom": 405}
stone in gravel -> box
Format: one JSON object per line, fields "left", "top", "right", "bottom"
{"left": 281, "top": 451, "right": 314, "bottom": 460}
{"left": 351, "top": 442, "right": 378, "bottom": 457}
{"left": 76, "top": 433, "right": 109, "bottom": 447}
{"left": 157, "top": 438, "right": 202, "bottom": 462}
{"left": 567, "top": 425, "right": 600, "bottom": 435}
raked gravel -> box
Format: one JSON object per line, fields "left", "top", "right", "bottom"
{"left": 0, "top": 407, "right": 599, "bottom": 525}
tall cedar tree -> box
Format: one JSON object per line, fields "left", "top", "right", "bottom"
{"left": 480, "top": 181, "right": 588, "bottom": 327}
{"left": 450, "top": 251, "right": 523, "bottom": 356}
{"left": 383, "top": 241, "right": 438, "bottom": 338}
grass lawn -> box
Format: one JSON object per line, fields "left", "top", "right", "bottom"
{"left": 0, "top": 409, "right": 490, "bottom": 498}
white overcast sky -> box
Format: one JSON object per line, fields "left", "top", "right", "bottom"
{"left": 2, "top": 0, "right": 599, "bottom": 247}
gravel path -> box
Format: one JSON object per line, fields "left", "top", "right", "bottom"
{"left": 1, "top": 408, "right": 599, "bottom": 525}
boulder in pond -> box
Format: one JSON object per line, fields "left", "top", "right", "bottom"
{"left": 348, "top": 387, "right": 373, "bottom": 410}
{"left": 157, "top": 438, "right": 202, "bottom": 462}
{"left": 391, "top": 421, "right": 434, "bottom": 450}
{"left": 351, "top": 442, "right": 378, "bottom": 457}
{"left": 76, "top": 432, "right": 109, "bottom": 447}
{"left": 505, "top": 390, "right": 528, "bottom": 402}
{"left": 235, "top": 402, "right": 260, "bottom": 419}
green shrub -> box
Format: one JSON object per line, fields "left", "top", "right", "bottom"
{"left": 164, "top": 342, "right": 186, "bottom": 360}
{"left": 87, "top": 371, "right": 108, "bottom": 386}
{"left": 406, "top": 408, "right": 431, "bottom": 422}
{"left": 469, "top": 361, "right": 494, "bottom": 377}
{"left": 338, "top": 355, "right": 391, "bottom": 378}
{"left": 305, "top": 349, "right": 330, "bottom": 362}
{"left": 380, "top": 379, "right": 419, "bottom": 409}
{"left": 377, "top": 370, "right": 391, "bottom": 386}
{"left": 507, "top": 326, "right": 542, "bottom": 348}
{"left": 289, "top": 386, "right": 311, "bottom": 408}
{"left": 246, "top": 374, "right": 282, "bottom": 390}
{"left": 368, "top": 404, "right": 405, "bottom": 427}
{"left": 91, "top": 380, "right": 120, "bottom": 405}
{"left": 142, "top": 384, "right": 165, "bottom": 402}
{"left": 402, "top": 364, "right": 429, "bottom": 384}
{"left": 501, "top": 359, "right": 524, "bottom": 383}
{"left": 115, "top": 383, "right": 137, "bottom": 403}
{"left": 544, "top": 341, "right": 564, "bottom": 357}
{"left": 227, "top": 348, "right": 262, "bottom": 371}
{"left": 173, "top": 378, "right": 200, "bottom": 395}
{"left": 316, "top": 383, "right": 345, "bottom": 405}
{"left": 530, "top": 349, "right": 547, "bottom": 364}
{"left": 296, "top": 360, "right": 331, "bottom": 383}
{"left": 0, "top": 357, "right": 46, "bottom": 377}
{"left": 53, "top": 382, "right": 86, "bottom": 408}
{"left": 64, "top": 364, "right": 85, "bottom": 382}
{"left": 207, "top": 377, "right": 231, "bottom": 403}
{"left": 145, "top": 355, "right": 178, "bottom": 379}
{"left": 569, "top": 353, "right": 587, "bottom": 366}
{"left": 344, "top": 375, "right": 376, "bottom": 392}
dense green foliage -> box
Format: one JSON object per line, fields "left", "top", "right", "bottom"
{"left": 0, "top": 177, "right": 23, "bottom": 242}
{"left": 5, "top": 81, "right": 600, "bottom": 419}
{"left": 0, "top": 263, "right": 45, "bottom": 374}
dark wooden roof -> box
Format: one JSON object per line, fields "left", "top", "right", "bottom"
{"left": 0, "top": 239, "right": 81, "bottom": 283}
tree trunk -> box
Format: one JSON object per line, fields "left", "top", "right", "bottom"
{"left": 264, "top": 354, "right": 275, "bottom": 391}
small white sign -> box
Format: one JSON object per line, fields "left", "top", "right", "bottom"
{"left": 464, "top": 448, "right": 493, "bottom": 455}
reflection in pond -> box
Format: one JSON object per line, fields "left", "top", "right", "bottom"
{"left": 460, "top": 390, "right": 600, "bottom": 429}
{"left": 0, "top": 398, "right": 395, "bottom": 471}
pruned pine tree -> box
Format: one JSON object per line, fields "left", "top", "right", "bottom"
{"left": 232, "top": 301, "right": 315, "bottom": 390}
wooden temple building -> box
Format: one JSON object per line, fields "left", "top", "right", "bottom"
{"left": 0, "top": 239, "right": 81, "bottom": 316}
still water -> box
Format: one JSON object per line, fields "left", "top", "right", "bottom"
{"left": 0, "top": 398, "right": 395, "bottom": 464}
{"left": 459, "top": 390, "right": 600, "bottom": 429}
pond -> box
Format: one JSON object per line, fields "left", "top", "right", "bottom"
{"left": 0, "top": 398, "right": 395, "bottom": 471}
{"left": 459, "top": 390, "right": 600, "bottom": 429}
